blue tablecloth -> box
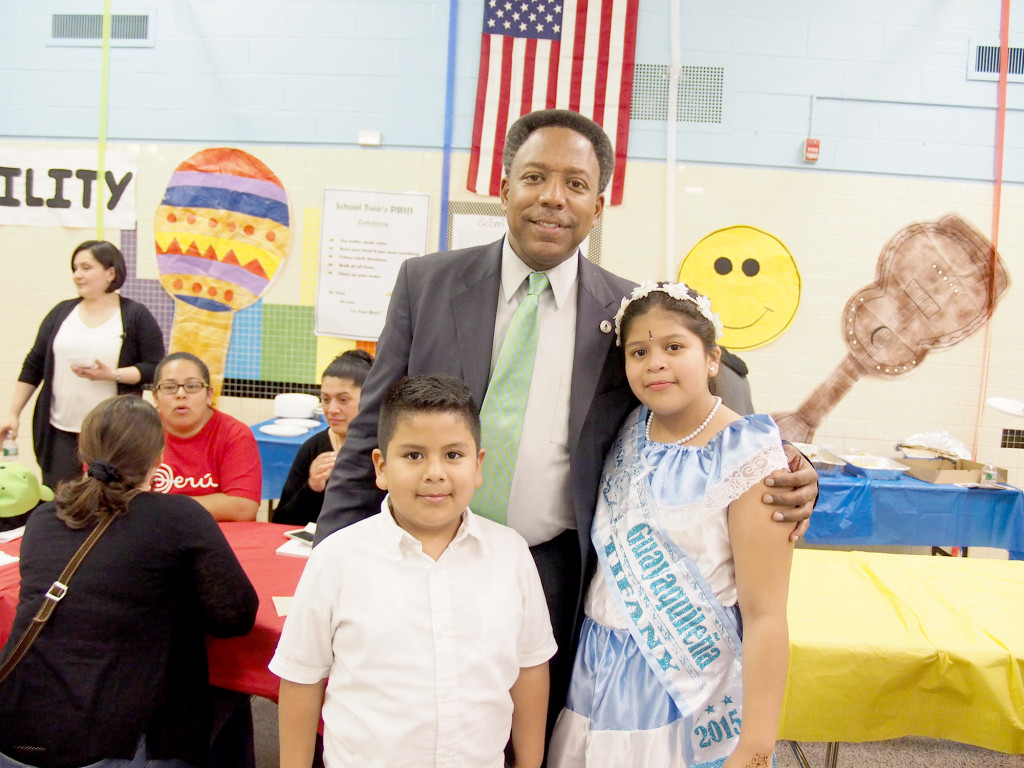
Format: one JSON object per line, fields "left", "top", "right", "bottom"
{"left": 808, "top": 471, "right": 1024, "bottom": 558}
{"left": 251, "top": 418, "right": 328, "bottom": 501}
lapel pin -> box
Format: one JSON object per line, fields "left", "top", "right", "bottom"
{"left": 600, "top": 320, "right": 613, "bottom": 334}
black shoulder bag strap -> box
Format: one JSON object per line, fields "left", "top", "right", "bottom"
{"left": 0, "top": 514, "right": 117, "bottom": 686}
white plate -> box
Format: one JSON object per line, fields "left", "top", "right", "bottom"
{"left": 259, "top": 423, "right": 309, "bottom": 437}
{"left": 275, "top": 418, "right": 322, "bottom": 429}
{"left": 67, "top": 355, "right": 98, "bottom": 368}
{"left": 986, "top": 396, "right": 1024, "bottom": 418}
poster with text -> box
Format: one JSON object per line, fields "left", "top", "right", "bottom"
{"left": 315, "top": 188, "right": 430, "bottom": 340}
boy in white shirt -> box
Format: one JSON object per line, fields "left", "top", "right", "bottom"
{"left": 270, "top": 374, "right": 557, "bottom": 768}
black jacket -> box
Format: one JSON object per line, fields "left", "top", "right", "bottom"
{"left": 0, "top": 495, "right": 258, "bottom": 767}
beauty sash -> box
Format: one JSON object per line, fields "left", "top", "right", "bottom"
{"left": 592, "top": 409, "right": 786, "bottom": 766}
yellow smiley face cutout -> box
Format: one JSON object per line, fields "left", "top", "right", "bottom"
{"left": 678, "top": 225, "right": 801, "bottom": 350}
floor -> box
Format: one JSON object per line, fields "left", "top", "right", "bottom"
{"left": 251, "top": 696, "right": 1023, "bottom": 767}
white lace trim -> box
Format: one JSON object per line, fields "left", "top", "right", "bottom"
{"left": 653, "top": 442, "right": 788, "bottom": 531}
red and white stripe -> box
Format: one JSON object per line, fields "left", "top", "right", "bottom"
{"left": 468, "top": 0, "right": 639, "bottom": 205}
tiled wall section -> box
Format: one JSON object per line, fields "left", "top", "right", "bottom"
{"left": 1, "top": 141, "right": 1021, "bottom": 486}
{"left": 3, "top": 2, "right": 1020, "bottom": 181}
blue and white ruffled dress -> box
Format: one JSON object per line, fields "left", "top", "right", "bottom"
{"left": 548, "top": 408, "right": 787, "bottom": 768}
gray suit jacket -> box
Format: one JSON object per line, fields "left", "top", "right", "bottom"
{"left": 316, "top": 239, "right": 637, "bottom": 590}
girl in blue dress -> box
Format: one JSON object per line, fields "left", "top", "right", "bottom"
{"left": 549, "top": 282, "right": 794, "bottom": 768}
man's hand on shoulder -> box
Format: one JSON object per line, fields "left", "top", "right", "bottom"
{"left": 762, "top": 443, "right": 818, "bottom": 541}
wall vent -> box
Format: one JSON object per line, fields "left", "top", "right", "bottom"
{"left": 48, "top": 13, "right": 154, "bottom": 47}
{"left": 1001, "top": 428, "right": 1024, "bottom": 449}
{"left": 967, "top": 40, "right": 1024, "bottom": 82}
{"left": 631, "top": 64, "right": 725, "bottom": 124}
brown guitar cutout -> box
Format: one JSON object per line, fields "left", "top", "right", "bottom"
{"left": 772, "top": 214, "right": 1010, "bottom": 444}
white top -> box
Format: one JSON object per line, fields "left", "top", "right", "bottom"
{"left": 493, "top": 237, "right": 578, "bottom": 545}
{"left": 50, "top": 305, "right": 122, "bottom": 432}
{"left": 269, "top": 497, "right": 557, "bottom": 768}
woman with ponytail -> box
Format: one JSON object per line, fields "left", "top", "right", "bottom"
{"left": 0, "top": 396, "right": 258, "bottom": 768}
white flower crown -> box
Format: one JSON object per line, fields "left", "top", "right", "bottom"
{"left": 613, "top": 280, "right": 723, "bottom": 346}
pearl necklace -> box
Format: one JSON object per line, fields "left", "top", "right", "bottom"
{"left": 646, "top": 396, "right": 722, "bottom": 445}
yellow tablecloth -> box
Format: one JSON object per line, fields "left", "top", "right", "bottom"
{"left": 781, "top": 549, "right": 1024, "bottom": 753}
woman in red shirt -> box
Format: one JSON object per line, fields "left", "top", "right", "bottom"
{"left": 150, "top": 352, "right": 262, "bottom": 522}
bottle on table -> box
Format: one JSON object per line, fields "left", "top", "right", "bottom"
{"left": 980, "top": 461, "right": 998, "bottom": 487}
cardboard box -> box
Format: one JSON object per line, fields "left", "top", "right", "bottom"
{"left": 897, "top": 458, "right": 1008, "bottom": 485}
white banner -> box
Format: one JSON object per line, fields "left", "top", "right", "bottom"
{"left": 315, "top": 188, "right": 430, "bottom": 341}
{"left": 0, "top": 148, "right": 137, "bottom": 229}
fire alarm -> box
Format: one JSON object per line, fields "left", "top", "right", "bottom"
{"left": 803, "top": 138, "right": 820, "bottom": 163}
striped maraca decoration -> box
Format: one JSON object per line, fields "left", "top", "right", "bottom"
{"left": 155, "top": 148, "right": 290, "bottom": 402}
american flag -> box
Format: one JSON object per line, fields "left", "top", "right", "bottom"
{"left": 468, "top": 0, "right": 639, "bottom": 205}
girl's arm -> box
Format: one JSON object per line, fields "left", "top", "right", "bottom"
{"left": 279, "top": 678, "right": 326, "bottom": 768}
{"left": 724, "top": 477, "right": 795, "bottom": 768}
{"left": 509, "top": 662, "right": 549, "bottom": 768}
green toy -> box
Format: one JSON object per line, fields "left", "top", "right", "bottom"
{"left": 0, "top": 461, "right": 54, "bottom": 531}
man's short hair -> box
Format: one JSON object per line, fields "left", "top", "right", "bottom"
{"left": 378, "top": 375, "right": 481, "bottom": 456}
{"left": 502, "top": 109, "right": 614, "bottom": 195}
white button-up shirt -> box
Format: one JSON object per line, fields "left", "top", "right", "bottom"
{"left": 494, "top": 238, "right": 579, "bottom": 545}
{"left": 270, "top": 499, "right": 557, "bottom": 768}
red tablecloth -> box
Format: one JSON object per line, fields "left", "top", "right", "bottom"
{"left": 0, "top": 539, "right": 21, "bottom": 649}
{"left": 0, "top": 521, "right": 307, "bottom": 702}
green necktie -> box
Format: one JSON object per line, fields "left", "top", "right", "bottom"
{"left": 474, "top": 271, "right": 550, "bottom": 524}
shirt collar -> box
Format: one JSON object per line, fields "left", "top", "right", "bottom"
{"left": 500, "top": 236, "right": 579, "bottom": 310}
{"left": 377, "top": 495, "right": 489, "bottom": 558}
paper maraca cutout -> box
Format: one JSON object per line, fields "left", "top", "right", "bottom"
{"left": 772, "top": 214, "right": 1010, "bottom": 443}
{"left": 155, "top": 148, "right": 290, "bottom": 401}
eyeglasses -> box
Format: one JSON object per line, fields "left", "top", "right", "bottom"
{"left": 155, "top": 380, "right": 209, "bottom": 395}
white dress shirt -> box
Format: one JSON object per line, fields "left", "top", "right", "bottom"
{"left": 270, "top": 498, "right": 557, "bottom": 768}
{"left": 494, "top": 238, "right": 578, "bottom": 545}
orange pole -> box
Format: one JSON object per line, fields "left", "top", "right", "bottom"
{"left": 971, "top": 0, "right": 1011, "bottom": 461}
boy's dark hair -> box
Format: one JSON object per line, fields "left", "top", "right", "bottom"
{"left": 378, "top": 375, "right": 481, "bottom": 456}
{"left": 71, "top": 240, "right": 127, "bottom": 292}
{"left": 502, "top": 109, "right": 615, "bottom": 195}
{"left": 322, "top": 349, "right": 374, "bottom": 388}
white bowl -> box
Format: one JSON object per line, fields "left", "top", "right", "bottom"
{"left": 67, "top": 355, "right": 99, "bottom": 368}
{"left": 274, "top": 393, "right": 319, "bottom": 419}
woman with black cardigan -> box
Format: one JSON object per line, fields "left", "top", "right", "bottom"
{"left": 1, "top": 241, "right": 164, "bottom": 488}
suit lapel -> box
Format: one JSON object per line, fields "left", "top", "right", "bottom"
{"left": 451, "top": 240, "right": 502, "bottom": 404}
{"left": 569, "top": 258, "right": 625, "bottom": 447}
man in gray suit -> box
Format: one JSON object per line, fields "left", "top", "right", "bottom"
{"left": 315, "top": 110, "right": 816, "bottom": 727}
